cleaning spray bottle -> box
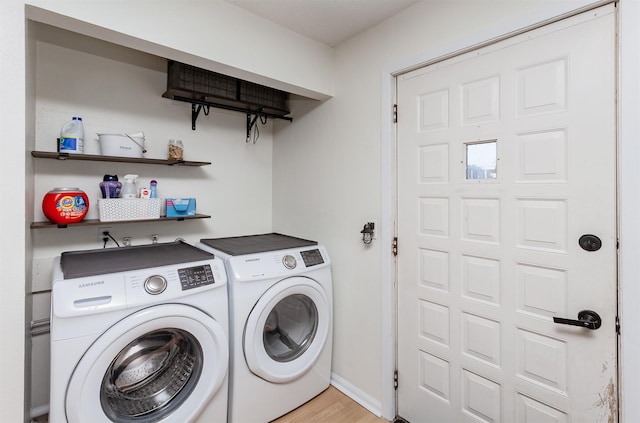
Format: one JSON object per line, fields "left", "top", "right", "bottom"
{"left": 121, "top": 174, "right": 139, "bottom": 199}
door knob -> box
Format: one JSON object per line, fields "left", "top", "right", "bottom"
{"left": 553, "top": 310, "right": 602, "bottom": 330}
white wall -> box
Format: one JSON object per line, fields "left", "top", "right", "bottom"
{"left": 618, "top": 0, "right": 640, "bottom": 421}
{"left": 25, "top": 0, "right": 335, "bottom": 100}
{"left": 1, "top": 1, "right": 28, "bottom": 421}
{"left": 274, "top": 0, "right": 640, "bottom": 420}
{"left": 31, "top": 23, "right": 275, "bottom": 244}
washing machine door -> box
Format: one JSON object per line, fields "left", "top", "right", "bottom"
{"left": 65, "top": 304, "right": 228, "bottom": 423}
{"left": 244, "top": 276, "right": 331, "bottom": 383}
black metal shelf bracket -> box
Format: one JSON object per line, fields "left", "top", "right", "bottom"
{"left": 174, "top": 96, "right": 292, "bottom": 134}
{"left": 191, "top": 103, "right": 210, "bottom": 130}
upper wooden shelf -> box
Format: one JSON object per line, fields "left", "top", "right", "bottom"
{"left": 31, "top": 151, "right": 211, "bottom": 166}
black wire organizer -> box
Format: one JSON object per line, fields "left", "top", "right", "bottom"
{"left": 162, "top": 60, "right": 293, "bottom": 141}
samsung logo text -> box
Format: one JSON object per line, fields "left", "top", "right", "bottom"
{"left": 78, "top": 281, "right": 105, "bottom": 288}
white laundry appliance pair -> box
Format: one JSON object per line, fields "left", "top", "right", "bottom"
{"left": 49, "top": 241, "right": 230, "bottom": 423}
{"left": 196, "top": 233, "right": 333, "bottom": 423}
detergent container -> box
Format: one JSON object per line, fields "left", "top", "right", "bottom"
{"left": 59, "top": 117, "right": 85, "bottom": 154}
{"left": 121, "top": 174, "right": 138, "bottom": 199}
{"left": 42, "top": 188, "right": 89, "bottom": 224}
{"left": 100, "top": 175, "right": 122, "bottom": 199}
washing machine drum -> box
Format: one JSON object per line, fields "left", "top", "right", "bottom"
{"left": 244, "top": 277, "right": 330, "bottom": 383}
{"left": 65, "top": 304, "right": 228, "bottom": 423}
{"left": 101, "top": 328, "right": 201, "bottom": 420}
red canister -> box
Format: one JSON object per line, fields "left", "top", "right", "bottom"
{"left": 42, "top": 188, "right": 89, "bottom": 224}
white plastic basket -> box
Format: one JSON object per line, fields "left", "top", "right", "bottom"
{"left": 98, "top": 198, "right": 161, "bottom": 222}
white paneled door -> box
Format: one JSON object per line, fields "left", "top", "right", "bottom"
{"left": 397, "top": 5, "right": 617, "bottom": 422}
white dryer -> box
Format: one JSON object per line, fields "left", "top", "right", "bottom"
{"left": 196, "top": 233, "right": 333, "bottom": 423}
{"left": 49, "top": 241, "right": 229, "bottom": 423}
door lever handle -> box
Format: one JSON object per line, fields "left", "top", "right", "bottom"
{"left": 553, "top": 310, "right": 602, "bottom": 330}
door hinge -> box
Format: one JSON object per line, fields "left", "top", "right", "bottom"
{"left": 616, "top": 315, "right": 620, "bottom": 334}
{"left": 394, "top": 369, "right": 399, "bottom": 390}
{"left": 393, "top": 104, "right": 398, "bottom": 123}
{"left": 392, "top": 237, "right": 398, "bottom": 256}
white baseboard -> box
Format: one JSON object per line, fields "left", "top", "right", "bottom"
{"left": 30, "top": 403, "right": 49, "bottom": 420}
{"left": 330, "top": 372, "right": 383, "bottom": 417}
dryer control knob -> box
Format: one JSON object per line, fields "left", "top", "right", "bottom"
{"left": 282, "top": 255, "right": 297, "bottom": 269}
{"left": 144, "top": 275, "right": 167, "bottom": 295}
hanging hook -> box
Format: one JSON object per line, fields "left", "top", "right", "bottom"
{"left": 246, "top": 113, "right": 260, "bottom": 143}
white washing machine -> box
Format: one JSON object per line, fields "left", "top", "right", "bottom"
{"left": 196, "top": 233, "right": 333, "bottom": 423}
{"left": 49, "top": 241, "right": 229, "bottom": 423}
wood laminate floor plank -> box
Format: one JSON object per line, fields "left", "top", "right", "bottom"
{"left": 272, "top": 386, "right": 389, "bottom": 423}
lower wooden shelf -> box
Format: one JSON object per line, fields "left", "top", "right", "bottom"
{"left": 30, "top": 214, "right": 211, "bottom": 229}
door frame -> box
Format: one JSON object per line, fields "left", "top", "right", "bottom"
{"left": 377, "top": 1, "right": 634, "bottom": 421}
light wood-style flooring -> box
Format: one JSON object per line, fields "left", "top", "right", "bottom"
{"left": 35, "top": 386, "right": 389, "bottom": 423}
{"left": 272, "top": 386, "right": 389, "bottom": 423}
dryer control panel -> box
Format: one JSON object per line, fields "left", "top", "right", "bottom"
{"left": 226, "top": 245, "right": 330, "bottom": 281}
{"left": 300, "top": 249, "right": 324, "bottom": 267}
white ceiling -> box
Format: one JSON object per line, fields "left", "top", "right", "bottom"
{"left": 224, "top": 0, "right": 421, "bottom": 47}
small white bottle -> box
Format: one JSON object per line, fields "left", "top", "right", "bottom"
{"left": 59, "top": 116, "right": 85, "bottom": 153}
{"left": 121, "top": 174, "right": 139, "bottom": 199}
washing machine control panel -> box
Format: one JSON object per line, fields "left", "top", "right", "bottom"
{"left": 178, "top": 264, "right": 215, "bottom": 291}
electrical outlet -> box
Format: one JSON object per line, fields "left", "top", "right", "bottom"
{"left": 123, "top": 237, "right": 132, "bottom": 247}
{"left": 98, "top": 227, "right": 113, "bottom": 245}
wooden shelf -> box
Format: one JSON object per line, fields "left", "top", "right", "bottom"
{"left": 31, "top": 151, "right": 212, "bottom": 229}
{"left": 30, "top": 214, "right": 211, "bottom": 229}
{"left": 31, "top": 151, "right": 211, "bottom": 166}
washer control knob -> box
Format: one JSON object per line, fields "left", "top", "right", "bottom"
{"left": 282, "top": 255, "right": 297, "bottom": 270}
{"left": 144, "top": 275, "right": 167, "bottom": 295}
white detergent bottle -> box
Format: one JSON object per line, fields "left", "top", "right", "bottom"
{"left": 121, "top": 174, "right": 139, "bottom": 199}
{"left": 59, "top": 116, "right": 85, "bottom": 153}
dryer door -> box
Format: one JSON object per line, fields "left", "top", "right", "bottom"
{"left": 65, "top": 304, "right": 228, "bottom": 423}
{"left": 244, "top": 276, "right": 331, "bottom": 383}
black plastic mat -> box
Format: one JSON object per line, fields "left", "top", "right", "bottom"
{"left": 199, "top": 233, "right": 317, "bottom": 256}
{"left": 60, "top": 241, "right": 214, "bottom": 279}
